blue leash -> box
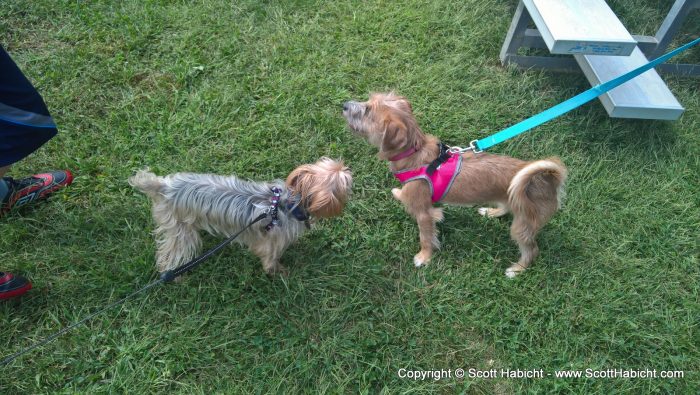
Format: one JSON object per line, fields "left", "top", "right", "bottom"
{"left": 467, "top": 37, "right": 700, "bottom": 153}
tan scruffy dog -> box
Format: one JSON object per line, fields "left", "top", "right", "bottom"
{"left": 129, "top": 158, "right": 352, "bottom": 276}
{"left": 342, "top": 93, "right": 567, "bottom": 277}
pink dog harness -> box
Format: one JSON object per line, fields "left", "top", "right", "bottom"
{"left": 392, "top": 144, "right": 462, "bottom": 203}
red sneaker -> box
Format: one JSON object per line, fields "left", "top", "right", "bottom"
{"left": 0, "top": 272, "right": 32, "bottom": 300}
{"left": 1, "top": 170, "right": 73, "bottom": 215}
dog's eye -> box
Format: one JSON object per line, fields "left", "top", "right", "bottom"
{"left": 364, "top": 106, "right": 371, "bottom": 115}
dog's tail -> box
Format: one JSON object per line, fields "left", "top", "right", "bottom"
{"left": 507, "top": 158, "right": 567, "bottom": 227}
{"left": 128, "top": 168, "right": 166, "bottom": 199}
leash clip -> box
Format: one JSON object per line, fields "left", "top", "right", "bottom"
{"left": 447, "top": 146, "right": 464, "bottom": 154}
{"left": 447, "top": 140, "right": 483, "bottom": 154}
{"left": 469, "top": 139, "right": 483, "bottom": 154}
{"left": 447, "top": 140, "right": 482, "bottom": 155}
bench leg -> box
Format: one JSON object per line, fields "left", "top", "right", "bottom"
{"left": 648, "top": 0, "right": 700, "bottom": 58}
{"left": 500, "top": 1, "right": 532, "bottom": 66}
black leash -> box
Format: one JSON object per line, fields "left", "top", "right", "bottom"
{"left": 1, "top": 212, "right": 268, "bottom": 367}
{"left": 0, "top": 279, "right": 164, "bottom": 366}
{"left": 160, "top": 212, "right": 268, "bottom": 282}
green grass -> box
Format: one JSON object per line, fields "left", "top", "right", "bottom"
{"left": 1, "top": 0, "right": 698, "bottom": 393}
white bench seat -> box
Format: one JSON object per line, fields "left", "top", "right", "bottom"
{"left": 575, "top": 48, "right": 685, "bottom": 120}
{"left": 523, "top": 0, "right": 637, "bottom": 56}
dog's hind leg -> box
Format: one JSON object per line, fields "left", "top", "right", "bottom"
{"left": 155, "top": 223, "right": 202, "bottom": 274}
{"left": 506, "top": 215, "right": 540, "bottom": 278}
{"left": 151, "top": 201, "right": 202, "bottom": 273}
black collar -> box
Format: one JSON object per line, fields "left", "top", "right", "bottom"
{"left": 285, "top": 197, "right": 310, "bottom": 222}
{"left": 284, "top": 194, "right": 311, "bottom": 229}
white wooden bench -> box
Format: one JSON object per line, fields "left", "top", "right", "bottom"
{"left": 500, "top": 0, "right": 699, "bottom": 120}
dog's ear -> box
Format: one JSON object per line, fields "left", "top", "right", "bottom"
{"left": 286, "top": 165, "right": 310, "bottom": 194}
{"left": 396, "top": 96, "right": 413, "bottom": 113}
{"left": 381, "top": 118, "right": 408, "bottom": 155}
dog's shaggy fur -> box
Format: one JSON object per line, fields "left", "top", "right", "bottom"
{"left": 129, "top": 158, "right": 352, "bottom": 276}
{"left": 343, "top": 92, "right": 567, "bottom": 277}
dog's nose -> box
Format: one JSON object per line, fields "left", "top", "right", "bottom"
{"left": 342, "top": 102, "right": 350, "bottom": 111}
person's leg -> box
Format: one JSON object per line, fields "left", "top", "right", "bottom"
{"left": 0, "top": 45, "right": 72, "bottom": 216}
{"left": 0, "top": 165, "right": 9, "bottom": 201}
{"left": 0, "top": 165, "right": 32, "bottom": 301}
{"left": 0, "top": 46, "right": 70, "bottom": 299}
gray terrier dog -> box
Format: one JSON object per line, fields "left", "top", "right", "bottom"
{"left": 130, "top": 158, "right": 352, "bottom": 276}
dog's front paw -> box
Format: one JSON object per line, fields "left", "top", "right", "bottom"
{"left": 413, "top": 252, "right": 431, "bottom": 267}
{"left": 391, "top": 188, "right": 402, "bottom": 200}
{"left": 478, "top": 207, "right": 490, "bottom": 217}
